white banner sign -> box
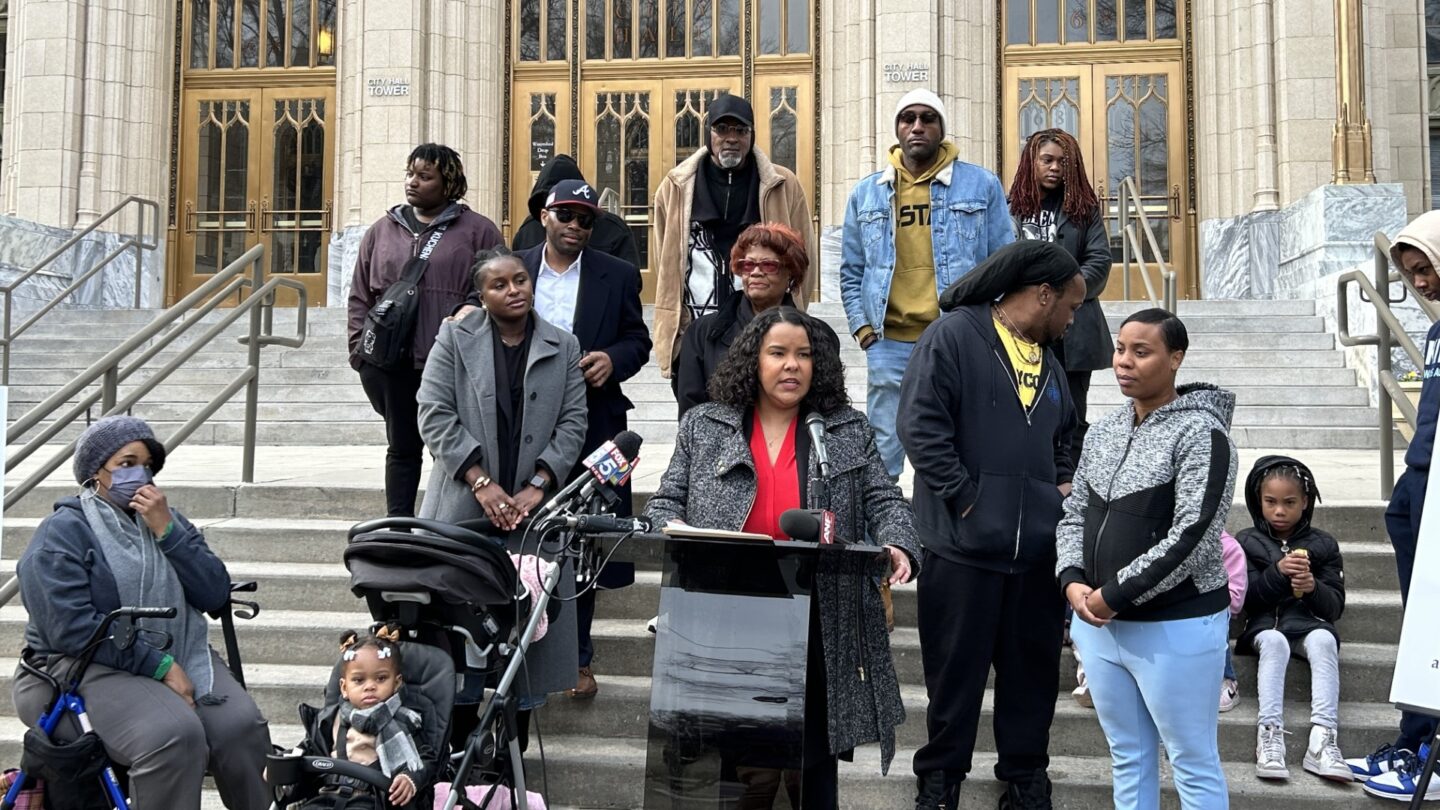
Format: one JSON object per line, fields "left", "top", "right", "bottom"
{"left": 1390, "top": 464, "right": 1440, "bottom": 716}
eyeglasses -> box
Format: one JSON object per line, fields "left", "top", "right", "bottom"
{"left": 734, "top": 258, "right": 784, "bottom": 276}
{"left": 711, "top": 122, "right": 753, "bottom": 138}
{"left": 547, "top": 207, "right": 595, "bottom": 229}
{"left": 897, "top": 110, "right": 941, "bottom": 126}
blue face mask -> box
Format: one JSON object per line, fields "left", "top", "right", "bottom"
{"left": 104, "top": 465, "right": 153, "bottom": 508}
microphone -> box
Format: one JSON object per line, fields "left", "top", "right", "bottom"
{"left": 540, "top": 430, "right": 644, "bottom": 518}
{"left": 805, "top": 411, "right": 830, "bottom": 507}
{"left": 805, "top": 412, "right": 829, "bottom": 476}
{"left": 555, "top": 514, "right": 654, "bottom": 534}
{"left": 778, "top": 508, "right": 837, "bottom": 544}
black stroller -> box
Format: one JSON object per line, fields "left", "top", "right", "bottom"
{"left": 269, "top": 517, "right": 560, "bottom": 810}
{"left": 266, "top": 637, "right": 455, "bottom": 810}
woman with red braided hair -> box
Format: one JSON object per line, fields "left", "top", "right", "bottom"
{"left": 1009, "top": 128, "right": 1112, "bottom": 466}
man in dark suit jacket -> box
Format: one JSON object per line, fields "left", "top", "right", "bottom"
{"left": 520, "top": 178, "right": 652, "bottom": 699}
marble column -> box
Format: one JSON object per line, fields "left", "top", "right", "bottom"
{"left": 0, "top": 0, "right": 170, "bottom": 306}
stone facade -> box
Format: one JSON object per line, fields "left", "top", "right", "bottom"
{"left": 327, "top": 0, "right": 507, "bottom": 304}
{"left": 0, "top": 0, "right": 1433, "bottom": 309}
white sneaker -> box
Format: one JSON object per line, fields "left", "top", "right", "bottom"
{"left": 1218, "top": 678, "right": 1239, "bottom": 713}
{"left": 1256, "top": 724, "right": 1290, "bottom": 780}
{"left": 1071, "top": 661, "right": 1093, "bottom": 708}
{"left": 1302, "top": 725, "right": 1354, "bottom": 782}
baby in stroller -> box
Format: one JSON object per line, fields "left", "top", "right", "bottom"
{"left": 272, "top": 625, "right": 454, "bottom": 810}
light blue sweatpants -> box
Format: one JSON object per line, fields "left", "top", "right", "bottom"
{"left": 1070, "top": 609, "right": 1230, "bottom": 810}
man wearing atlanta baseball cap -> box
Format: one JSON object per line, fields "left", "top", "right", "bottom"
{"left": 516, "top": 176, "right": 651, "bottom": 700}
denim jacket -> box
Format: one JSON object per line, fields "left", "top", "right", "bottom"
{"left": 839, "top": 157, "right": 1014, "bottom": 340}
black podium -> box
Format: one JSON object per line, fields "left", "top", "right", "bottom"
{"left": 640, "top": 533, "right": 885, "bottom": 809}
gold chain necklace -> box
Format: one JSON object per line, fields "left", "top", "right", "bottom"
{"left": 993, "top": 304, "right": 1041, "bottom": 364}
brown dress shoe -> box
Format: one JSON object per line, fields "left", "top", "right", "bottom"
{"left": 566, "top": 666, "right": 598, "bottom": 699}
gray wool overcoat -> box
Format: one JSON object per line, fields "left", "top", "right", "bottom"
{"left": 645, "top": 402, "right": 922, "bottom": 774}
{"left": 417, "top": 310, "right": 588, "bottom": 698}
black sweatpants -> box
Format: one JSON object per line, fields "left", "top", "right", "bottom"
{"left": 358, "top": 363, "right": 427, "bottom": 517}
{"left": 912, "top": 552, "right": 1065, "bottom": 785}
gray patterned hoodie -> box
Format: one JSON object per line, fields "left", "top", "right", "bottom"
{"left": 1056, "top": 382, "right": 1238, "bottom": 620}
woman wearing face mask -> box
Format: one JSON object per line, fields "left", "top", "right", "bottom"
{"left": 12, "top": 415, "right": 272, "bottom": 810}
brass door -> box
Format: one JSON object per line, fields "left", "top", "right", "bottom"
{"left": 581, "top": 82, "right": 660, "bottom": 296}
{"left": 513, "top": 0, "right": 815, "bottom": 302}
{"left": 509, "top": 82, "right": 573, "bottom": 243}
{"left": 581, "top": 81, "right": 754, "bottom": 298}
{"left": 752, "top": 71, "right": 814, "bottom": 201}
{"left": 177, "top": 86, "right": 334, "bottom": 305}
{"left": 1003, "top": 61, "right": 1188, "bottom": 300}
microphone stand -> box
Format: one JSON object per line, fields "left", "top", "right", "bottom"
{"left": 443, "top": 516, "right": 583, "bottom": 810}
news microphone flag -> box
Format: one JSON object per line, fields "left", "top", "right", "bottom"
{"left": 583, "top": 441, "right": 636, "bottom": 488}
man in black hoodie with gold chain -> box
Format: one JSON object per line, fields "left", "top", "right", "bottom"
{"left": 899, "top": 241, "right": 1085, "bottom": 810}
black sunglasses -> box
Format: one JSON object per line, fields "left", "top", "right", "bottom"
{"left": 548, "top": 207, "right": 595, "bottom": 229}
{"left": 898, "top": 110, "right": 941, "bottom": 126}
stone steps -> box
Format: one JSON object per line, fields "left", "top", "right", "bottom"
{"left": 0, "top": 659, "right": 1398, "bottom": 766}
{"left": 1, "top": 377, "right": 1375, "bottom": 408}
{"left": 4, "top": 297, "right": 1392, "bottom": 449}
{"left": 421, "top": 734, "right": 1374, "bottom": 810}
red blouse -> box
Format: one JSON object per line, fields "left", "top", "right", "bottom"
{"left": 742, "top": 411, "right": 801, "bottom": 540}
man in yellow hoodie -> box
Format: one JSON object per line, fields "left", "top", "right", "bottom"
{"left": 839, "top": 89, "right": 1015, "bottom": 479}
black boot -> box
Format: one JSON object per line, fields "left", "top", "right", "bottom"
{"left": 998, "top": 772, "right": 1052, "bottom": 810}
{"left": 914, "top": 771, "right": 958, "bottom": 810}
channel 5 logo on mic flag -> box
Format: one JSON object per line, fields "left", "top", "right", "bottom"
{"left": 583, "top": 442, "right": 636, "bottom": 487}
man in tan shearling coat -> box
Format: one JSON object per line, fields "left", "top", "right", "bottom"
{"left": 650, "top": 94, "right": 816, "bottom": 382}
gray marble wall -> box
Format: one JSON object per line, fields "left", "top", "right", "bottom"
{"left": 0, "top": 215, "right": 165, "bottom": 322}
{"left": 327, "top": 224, "right": 367, "bottom": 308}
{"left": 818, "top": 225, "right": 843, "bottom": 307}
{"left": 1202, "top": 183, "right": 1419, "bottom": 407}
{"left": 1200, "top": 211, "right": 1281, "bottom": 299}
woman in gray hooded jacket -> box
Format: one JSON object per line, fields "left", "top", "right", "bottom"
{"left": 1055, "top": 308, "right": 1239, "bottom": 810}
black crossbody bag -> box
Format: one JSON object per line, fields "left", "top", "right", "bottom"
{"left": 356, "top": 223, "right": 450, "bottom": 371}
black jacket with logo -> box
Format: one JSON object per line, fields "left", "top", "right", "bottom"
{"left": 898, "top": 303, "right": 1076, "bottom": 573}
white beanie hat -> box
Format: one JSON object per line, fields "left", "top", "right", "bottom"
{"left": 895, "top": 89, "right": 948, "bottom": 136}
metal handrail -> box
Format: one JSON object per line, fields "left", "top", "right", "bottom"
{"left": 0, "top": 196, "right": 162, "bottom": 384}
{"left": 0, "top": 243, "right": 306, "bottom": 608}
{"left": 4, "top": 243, "right": 308, "bottom": 516}
{"left": 1114, "top": 176, "right": 1178, "bottom": 312}
{"left": 1336, "top": 232, "right": 1440, "bottom": 498}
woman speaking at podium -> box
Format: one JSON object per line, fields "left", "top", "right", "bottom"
{"left": 646, "top": 306, "right": 921, "bottom": 809}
